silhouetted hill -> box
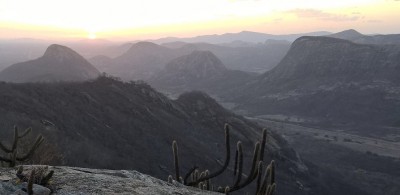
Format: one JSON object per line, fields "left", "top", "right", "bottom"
{"left": 149, "top": 51, "right": 255, "bottom": 97}
{"left": 328, "top": 29, "right": 400, "bottom": 45}
{"left": 224, "top": 36, "right": 400, "bottom": 128}
{"left": 0, "top": 44, "right": 100, "bottom": 83}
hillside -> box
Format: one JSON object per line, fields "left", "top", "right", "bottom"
{"left": 0, "top": 44, "right": 100, "bottom": 83}
{"left": 0, "top": 76, "right": 326, "bottom": 195}
{"left": 224, "top": 36, "right": 400, "bottom": 129}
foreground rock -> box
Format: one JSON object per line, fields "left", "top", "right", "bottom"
{"left": 0, "top": 166, "right": 220, "bottom": 195}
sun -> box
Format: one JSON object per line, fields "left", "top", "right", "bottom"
{"left": 88, "top": 32, "right": 97, "bottom": 39}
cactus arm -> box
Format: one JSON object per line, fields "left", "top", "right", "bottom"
{"left": 18, "top": 128, "right": 32, "bottom": 139}
{"left": 0, "top": 141, "right": 12, "bottom": 153}
{"left": 233, "top": 149, "right": 238, "bottom": 176}
{"left": 270, "top": 160, "right": 275, "bottom": 185}
{"left": 27, "top": 169, "right": 35, "bottom": 195}
{"left": 256, "top": 161, "right": 263, "bottom": 193}
{"left": 227, "top": 142, "right": 261, "bottom": 192}
{"left": 233, "top": 142, "right": 243, "bottom": 187}
{"left": 183, "top": 166, "right": 198, "bottom": 184}
{"left": 40, "top": 170, "right": 54, "bottom": 185}
{"left": 172, "top": 140, "right": 180, "bottom": 182}
{"left": 188, "top": 124, "right": 231, "bottom": 186}
{"left": 11, "top": 126, "right": 19, "bottom": 151}
{"left": 16, "top": 135, "right": 44, "bottom": 161}
{"left": 259, "top": 129, "right": 267, "bottom": 162}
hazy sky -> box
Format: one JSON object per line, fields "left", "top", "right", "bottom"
{"left": 0, "top": 0, "right": 399, "bottom": 41}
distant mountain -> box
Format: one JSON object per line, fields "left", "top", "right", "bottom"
{"left": 90, "top": 40, "right": 289, "bottom": 80}
{"left": 0, "top": 44, "right": 100, "bottom": 83}
{"left": 88, "top": 55, "right": 113, "bottom": 72}
{"left": 223, "top": 36, "right": 400, "bottom": 128}
{"left": 93, "top": 42, "right": 189, "bottom": 80}
{"left": 0, "top": 76, "right": 325, "bottom": 195}
{"left": 153, "top": 30, "right": 332, "bottom": 44}
{"left": 328, "top": 29, "right": 400, "bottom": 45}
{"left": 159, "top": 50, "right": 228, "bottom": 82}
{"left": 163, "top": 41, "right": 291, "bottom": 73}
{"left": 149, "top": 51, "right": 255, "bottom": 96}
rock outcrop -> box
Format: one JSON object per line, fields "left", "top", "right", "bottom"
{"left": 0, "top": 166, "right": 219, "bottom": 195}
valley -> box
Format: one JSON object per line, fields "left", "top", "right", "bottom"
{"left": 251, "top": 118, "right": 400, "bottom": 195}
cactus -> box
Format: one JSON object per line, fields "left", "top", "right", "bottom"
{"left": 17, "top": 166, "right": 54, "bottom": 187}
{"left": 27, "top": 169, "right": 35, "bottom": 195}
{"left": 186, "top": 124, "right": 231, "bottom": 186}
{"left": 257, "top": 160, "right": 276, "bottom": 195}
{"left": 0, "top": 126, "right": 44, "bottom": 167}
{"left": 167, "top": 175, "right": 173, "bottom": 184}
{"left": 172, "top": 140, "right": 180, "bottom": 182}
{"left": 169, "top": 123, "right": 276, "bottom": 195}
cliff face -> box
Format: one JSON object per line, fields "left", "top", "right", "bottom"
{"left": 0, "top": 166, "right": 219, "bottom": 195}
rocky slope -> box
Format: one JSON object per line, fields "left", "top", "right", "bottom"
{"left": 0, "top": 44, "right": 100, "bottom": 83}
{"left": 0, "top": 166, "right": 219, "bottom": 195}
{"left": 223, "top": 36, "right": 400, "bottom": 129}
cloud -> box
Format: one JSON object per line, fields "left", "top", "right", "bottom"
{"left": 287, "top": 9, "right": 360, "bottom": 22}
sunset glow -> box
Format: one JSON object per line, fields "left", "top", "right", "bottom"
{"left": 0, "top": 0, "right": 399, "bottom": 40}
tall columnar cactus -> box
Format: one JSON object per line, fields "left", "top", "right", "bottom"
{"left": 169, "top": 124, "right": 276, "bottom": 195}
{"left": 0, "top": 126, "right": 44, "bottom": 167}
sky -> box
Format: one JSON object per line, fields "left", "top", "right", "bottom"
{"left": 0, "top": 0, "right": 399, "bottom": 41}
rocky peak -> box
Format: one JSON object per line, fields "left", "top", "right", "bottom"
{"left": 165, "top": 50, "right": 227, "bottom": 77}
{"left": 42, "top": 44, "right": 86, "bottom": 61}
{"left": 329, "top": 29, "right": 364, "bottom": 40}
{"left": 125, "top": 41, "right": 166, "bottom": 54}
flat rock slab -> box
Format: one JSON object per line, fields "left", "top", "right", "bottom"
{"left": 1, "top": 166, "right": 220, "bottom": 195}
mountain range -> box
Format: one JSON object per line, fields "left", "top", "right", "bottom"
{"left": 152, "top": 30, "right": 332, "bottom": 44}
{"left": 89, "top": 40, "right": 290, "bottom": 81}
